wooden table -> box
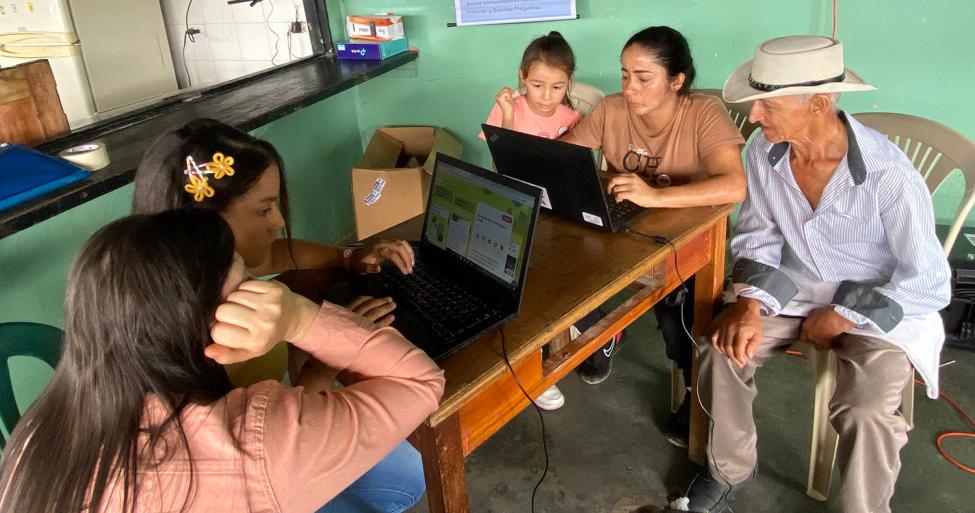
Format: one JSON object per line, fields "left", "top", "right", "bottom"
{"left": 354, "top": 204, "right": 731, "bottom": 512}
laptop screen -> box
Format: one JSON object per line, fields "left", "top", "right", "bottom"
{"left": 423, "top": 157, "right": 538, "bottom": 290}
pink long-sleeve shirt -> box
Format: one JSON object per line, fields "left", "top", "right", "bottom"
{"left": 102, "top": 303, "right": 445, "bottom": 513}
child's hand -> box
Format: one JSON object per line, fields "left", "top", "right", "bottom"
{"left": 206, "top": 280, "right": 319, "bottom": 364}
{"left": 495, "top": 87, "right": 516, "bottom": 116}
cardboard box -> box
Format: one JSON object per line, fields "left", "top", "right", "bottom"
{"left": 346, "top": 14, "right": 405, "bottom": 41}
{"left": 352, "top": 127, "right": 463, "bottom": 240}
{"left": 336, "top": 38, "right": 409, "bottom": 61}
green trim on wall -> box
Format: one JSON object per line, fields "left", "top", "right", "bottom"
{"left": 0, "top": 88, "right": 366, "bottom": 411}
{"left": 335, "top": 0, "right": 975, "bottom": 223}
{"left": 0, "top": 88, "right": 364, "bottom": 328}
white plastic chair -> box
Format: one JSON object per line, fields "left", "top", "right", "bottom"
{"left": 799, "top": 112, "right": 975, "bottom": 501}
{"left": 567, "top": 81, "right": 604, "bottom": 116}
{"left": 562, "top": 81, "right": 606, "bottom": 170}
{"left": 693, "top": 88, "right": 761, "bottom": 142}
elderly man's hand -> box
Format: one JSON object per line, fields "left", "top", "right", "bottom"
{"left": 710, "top": 297, "right": 764, "bottom": 368}
{"left": 800, "top": 307, "right": 855, "bottom": 351}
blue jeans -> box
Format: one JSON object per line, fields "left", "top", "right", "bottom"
{"left": 316, "top": 441, "right": 426, "bottom": 513}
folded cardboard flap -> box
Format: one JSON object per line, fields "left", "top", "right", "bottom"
{"left": 377, "top": 127, "right": 434, "bottom": 165}
{"left": 351, "top": 167, "right": 428, "bottom": 239}
{"left": 357, "top": 129, "right": 403, "bottom": 169}
{"left": 351, "top": 126, "right": 463, "bottom": 240}
{"left": 422, "top": 128, "right": 463, "bottom": 175}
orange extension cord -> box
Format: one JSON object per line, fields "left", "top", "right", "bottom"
{"left": 923, "top": 378, "right": 975, "bottom": 474}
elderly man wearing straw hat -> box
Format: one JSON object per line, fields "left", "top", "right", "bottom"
{"left": 670, "top": 36, "right": 951, "bottom": 513}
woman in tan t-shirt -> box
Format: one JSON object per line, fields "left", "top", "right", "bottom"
{"left": 562, "top": 26, "right": 745, "bottom": 447}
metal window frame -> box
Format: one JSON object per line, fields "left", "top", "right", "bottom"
{"left": 302, "top": 0, "right": 335, "bottom": 56}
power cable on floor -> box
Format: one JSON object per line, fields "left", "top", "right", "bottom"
{"left": 928, "top": 380, "right": 975, "bottom": 474}
{"left": 625, "top": 228, "right": 736, "bottom": 490}
{"left": 499, "top": 327, "right": 549, "bottom": 513}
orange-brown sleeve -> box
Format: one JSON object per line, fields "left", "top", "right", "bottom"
{"left": 560, "top": 98, "right": 606, "bottom": 149}
{"left": 696, "top": 96, "right": 746, "bottom": 158}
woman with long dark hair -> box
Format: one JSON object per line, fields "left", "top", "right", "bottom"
{"left": 134, "top": 119, "right": 412, "bottom": 335}
{"left": 134, "top": 119, "right": 414, "bottom": 278}
{"left": 0, "top": 209, "right": 444, "bottom": 513}
{"left": 562, "top": 26, "right": 747, "bottom": 445}
{"left": 131, "top": 120, "right": 435, "bottom": 512}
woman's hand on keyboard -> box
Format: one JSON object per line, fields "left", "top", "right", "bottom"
{"left": 353, "top": 240, "right": 415, "bottom": 275}
{"left": 347, "top": 295, "right": 397, "bottom": 327}
{"left": 607, "top": 172, "right": 657, "bottom": 207}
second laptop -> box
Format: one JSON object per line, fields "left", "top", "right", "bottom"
{"left": 482, "top": 124, "right": 649, "bottom": 232}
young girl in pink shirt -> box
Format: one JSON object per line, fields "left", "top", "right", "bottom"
{"left": 481, "top": 32, "right": 582, "bottom": 410}
{"left": 480, "top": 31, "right": 582, "bottom": 141}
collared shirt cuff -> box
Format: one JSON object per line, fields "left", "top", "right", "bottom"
{"left": 731, "top": 258, "right": 799, "bottom": 309}
{"left": 831, "top": 281, "right": 904, "bottom": 332}
{"left": 831, "top": 305, "right": 878, "bottom": 330}
{"left": 734, "top": 284, "right": 781, "bottom": 316}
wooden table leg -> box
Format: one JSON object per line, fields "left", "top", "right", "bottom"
{"left": 411, "top": 413, "right": 470, "bottom": 513}
{"left": 546, "top": 329, "right": 572, "bottom": 356}
{"left": 688, "top": 219, "right": 727, "bottom": 465}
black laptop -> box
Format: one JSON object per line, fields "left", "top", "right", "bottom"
{"left": 328, "top": 153, "right": 542, "bottom": 361}
{"left": 482, "top": 124, "right": 649, "bottom": 232}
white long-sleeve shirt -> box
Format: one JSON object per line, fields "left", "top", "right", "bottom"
{"left": 731, "top": 111, "right": 951, "bottom": 397}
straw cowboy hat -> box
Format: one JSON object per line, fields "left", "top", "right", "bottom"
{"left": 722, "top": 35, "right": 875, "bottom": 103}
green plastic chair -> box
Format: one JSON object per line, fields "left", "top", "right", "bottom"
{"left": 0, "top": 322, "right": 63, "bottom": 448}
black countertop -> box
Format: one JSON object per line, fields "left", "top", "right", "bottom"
{"left": 0, "top": 51, "right": 418, "bottom": 240}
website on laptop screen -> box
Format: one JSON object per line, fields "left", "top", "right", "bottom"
{"left": 424, "top": 161, "right": 537, "bottom": 289}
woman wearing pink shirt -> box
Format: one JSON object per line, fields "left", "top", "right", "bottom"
{"left": 130, "top": 120, "right": 433, "bottom": 512}
{"left": 0, "top": 209, "right": 445, "bottom": 513}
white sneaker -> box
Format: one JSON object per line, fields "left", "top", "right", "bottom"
{"left": 534, "top": 385, "right": 565, "bottom": 410}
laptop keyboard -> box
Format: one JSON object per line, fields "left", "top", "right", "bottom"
{"left": 605, "top": 195, "right": 643, "bottom": 220}
{"left": 377, "top": 260, "right": 500, "bottom": 341}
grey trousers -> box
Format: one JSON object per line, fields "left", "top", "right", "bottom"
{"left": 697, "top": 316, "right": 913, "bottom": 513}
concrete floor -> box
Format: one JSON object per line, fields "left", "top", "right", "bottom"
{"left": 410, "top": 306, "right": 975, "bottom": 513}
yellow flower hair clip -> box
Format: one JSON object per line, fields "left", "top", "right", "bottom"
{"left": 182, "top": 152, "right": 235, "bottom": 203}
{"left": 184, "top": 174, "right": 215, "bottom": 202}
{"left": 205, "top": 152, "right": 235, "bottom": 179}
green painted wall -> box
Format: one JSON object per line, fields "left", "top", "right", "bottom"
{"left": 335, "top": 0, "right": 975, "bottom": 223}
{"left": 0, "top": 89, "right": 364, "bottom": 417}
{"left": 0, "top": 88, "right": 363, "bottom": 327}
{"left": 250, "top": 89, "right": 364, "bottom": 244}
